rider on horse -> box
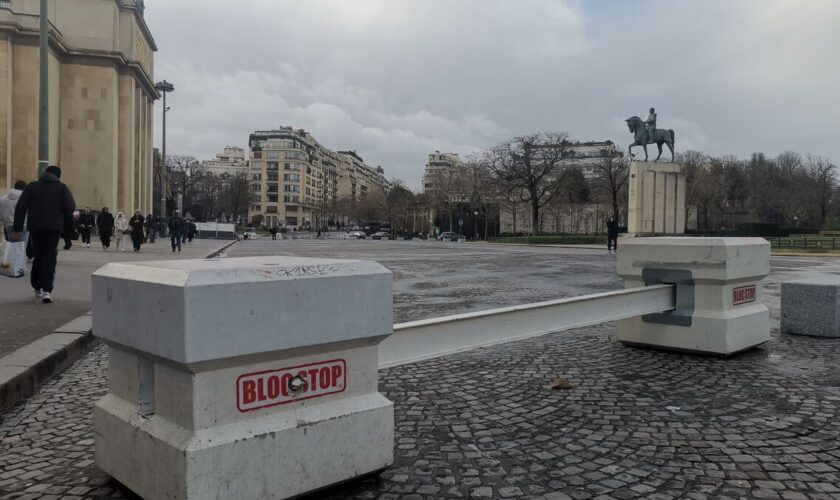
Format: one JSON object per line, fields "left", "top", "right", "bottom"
{"left": 645, "top": 107, "right": 656, "bottom": 143}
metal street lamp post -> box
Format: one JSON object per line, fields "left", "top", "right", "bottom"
{"left": 37, "top": 0, "right": 49, "bottom": 177}
{"left": 154, "top": 80, "right": 174, "bottom": 225}
{"left": 474, "top": 210, "right": 479, "bottom": 240}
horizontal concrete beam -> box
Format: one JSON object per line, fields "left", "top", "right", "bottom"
{"left": 380, "top": 284, "right": 675, "bottom": 368}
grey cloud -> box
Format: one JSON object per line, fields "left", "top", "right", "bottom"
{"left": 147, "top": 0, "right": 840, "bottom": 186}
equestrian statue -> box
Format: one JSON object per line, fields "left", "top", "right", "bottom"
{"left": 625, "top": 107, "right": 675, "bottom": 162}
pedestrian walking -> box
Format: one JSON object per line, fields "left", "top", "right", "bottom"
{"left": 607, "top": 217, "right": 619, "bottom": 254}
{"left": 168, "top": 210, "right": 184, "bottom": 252}
{"left": 129, "top": 210, "right": 145, "bottom": 252}
{"left": 187, "top": 220, "right": 196, "bottom": 243}
{"left": 62, "top": 211, "right": 76, "bottom": 250}
{"left": 78, "top": 207, "right": 95, "bottom": 247}
{"left": 270, "top": 226, "right": 277, "bottom": 240}
{"left": 11, "top": 165, "right": 76, "bottom": 303}
{"left": 0, "top": 180, "right": 26, "bottom": 242}
{"left": 144, "top": 213, "right": 156, "bottom": 243}
{"left": 115, "top": 211, "right": 129, "bottom": 252}
{"left": 97, "top": 207, "right": 114, "bottom": 251}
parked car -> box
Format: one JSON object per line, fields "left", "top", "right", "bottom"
{"left": 438, "top": 231, "right": 459, "bottom": 241}
{"left": 371, "top": 231, "right": 390, "bottom": 240}
{"left": 351, "top": 231, "right": 366, "bottom": 239}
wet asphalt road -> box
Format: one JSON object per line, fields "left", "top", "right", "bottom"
{"left": 224, "top": 238, "right": 840, "bottom": 324}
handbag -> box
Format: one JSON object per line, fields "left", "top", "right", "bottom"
{"left": 0, "top": 240, "right": 27, "bottom": 278}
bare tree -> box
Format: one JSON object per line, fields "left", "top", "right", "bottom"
{"left": 485, "top": 132, "right": 569, "bottom": 234}
{"left": 428, "top": 162, "right": 466, "bottom": 231}
{"left": 379, "top": 179, "right": 414, "bottom": 233}
{"left": 591, "top": 147, "right": 628, "bottom": 222}
{"left": 219, "top": 171, "right": 253, "bottom": 224}
{"left": 804, "top": 155, "right": 837, "bottom": 228}
{"left": 166, "top": 155, "right": 205, "bottom": 216}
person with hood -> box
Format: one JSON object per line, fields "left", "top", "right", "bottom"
{"left": 607, "top": 216, "right": 619, "bottom": 254}
{"left": 77, "top": 207, "right": 95, "bottom": 248}
{"left": 168, "top": 210, "right": 185, "bottom": 252}
{"left": 187, "top": 220, "right": 196, "bottom": 243}
{"left": 96, "top": 207, "right": 114, "bottom": 251}
{"left": 0, "top": 180, "right": 26, "bottom": 242}
{"left": 114, "top": 211, "right": 129, "bottom": 252}
{"left": 144, "top": 213, "right": 156, "bottom": 243}
{"left": 12, "top": 165, "right": 76, "bottom": 304}
{"left": 129, "top": 210, "right": 145, "bottom": 252}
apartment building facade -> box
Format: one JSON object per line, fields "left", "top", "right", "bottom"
{"left": 247, "top": 128, "right": 386, "bottom": 228}
{"left": 203, "top": 146, "right": 247, "bottom": 177}
{"left": 422, "top": 151, "right": 461, "bottom": 193}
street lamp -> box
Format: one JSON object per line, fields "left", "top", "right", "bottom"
{"left": 154, "top": 80, "right": 174, "bottom": 224}
{"left": 37, "top": 0, "right": 49, "bottom": 176}
{"left": 474, "top": 210, "right": 479, "bottom": 240}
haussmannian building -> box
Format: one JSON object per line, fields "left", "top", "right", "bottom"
{"left": 0, "top": 0, "right": 157, "bottom": 214}
{"left": 248, "top": 127, "right": 387, "bottom": 229}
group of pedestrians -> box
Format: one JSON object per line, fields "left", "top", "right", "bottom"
{"left": 1, "top": 164, "right": 200, "bottom": 305}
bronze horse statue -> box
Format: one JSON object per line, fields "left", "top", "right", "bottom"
{"left": 625, "top": 116, "right": 675, "bottom": 162}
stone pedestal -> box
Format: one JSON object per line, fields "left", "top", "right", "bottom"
{"left": 92, "top": 257, "right": 394, "bottom": 500}
{"left": 616, "top": 237, "right": 771, "bottom": 355}
{"left": 782, "top": 278, "right": 840, "bottom": 338}
{"left": 627, "top": 161, "right": 686, "bottom": 236}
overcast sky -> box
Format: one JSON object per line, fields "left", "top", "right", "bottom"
{"left": 146, "top": 0, "right": 840, "bottom": 189}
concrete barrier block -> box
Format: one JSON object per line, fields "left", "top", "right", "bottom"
{"left": 92, "top": 256, "right": 394, "bottom": 499}
{"left": 616, "top": 237, "right": 771, "bottom": 355}
{"left": 782, "top": 278, "right": 840, "bottom": 338}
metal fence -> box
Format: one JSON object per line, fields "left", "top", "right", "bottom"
{"left": 770, "top": 237, "right": 840, "bottom": 251}
{"left": 488, "top": 235, "right": 607, "bottom": 245}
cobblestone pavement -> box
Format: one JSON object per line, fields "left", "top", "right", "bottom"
{"left": 2, "top": 242, "right": 840, "bottom": 499}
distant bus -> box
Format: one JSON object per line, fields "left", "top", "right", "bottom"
{"left": 362, "top": 221, "right": 391, "bottom": 236}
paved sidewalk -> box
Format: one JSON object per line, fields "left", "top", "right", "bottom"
{"left": 0, "top": 239, "right": 231, "bottom": 358}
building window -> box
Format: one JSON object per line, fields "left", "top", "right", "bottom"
{"left": 266, "top": 206, "right": 277, "bottom": 214}
{"left": 286, "top": 217, "right": 298, "bottom": 225}
{"left": 287, "top": 206, "right": 298, "bottom": 212}
{"left": 252, "top": 152, "right": 262, "bottom": 159}
{"left": 268, "top": 194, "right": 278, "bottom": 202}
{"left": 267, "top": 172, "right": 278, "bottom": 181}
{"left": 267, "top": 162, "right": 278, "bottom": 171}
{"left": 284, "top": 174, "right": 300, "bottom": 182}
{"left": 284, "top": 185, "right": 300, "bottom": 192}
{"left": 267, "top": 151, "right": 280, "bottom": 160}
{"left": 285, "top": 151, "right": 306, "bottom": 160}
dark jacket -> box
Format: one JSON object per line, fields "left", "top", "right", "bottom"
{"left": 130, "top": 215, "right": 145, "bottom": 237}
{"left": 607, "top": 219, "right": 619, "bottom": 237}
{"left": 13, "top": 172, "right": 76, "bottom": 233}
{"left": 168, "top": 215, "right": 185, "bottom": 232}
{"left": 97, "top": 212, "right": 115, "bottom": 235}
{"left": 187, "top": 222, "right": 196, "bottom": 236}
{"left": 78, "top": 212, "right": 95, "bottom": 229}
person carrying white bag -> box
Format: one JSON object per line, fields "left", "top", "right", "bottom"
{"left": 0, "top": 180, "right": 28, "bottom": 278}
{"left": 0, "top": 236, "right": 27, "bottom": 278}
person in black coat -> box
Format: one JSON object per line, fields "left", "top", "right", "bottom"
{"left": 78, "top": 207, "right": 95, "bottom": 248}
{"left": 96, "top": 207, "right": 115, "bottom": 251}
{"left": 129, "top": 210, "right": 145, "bottom": 252}
{"left": 168, "top": 211, "right": 185, "bottom": 252}
{"left": 12, "top": 165, "right": 76, "bottom": 303}
{"left": 187, "top": 221, "right": 196, "bottom": 243}
{"left": 607, "top": 217, "right": 619, "bottom": 254}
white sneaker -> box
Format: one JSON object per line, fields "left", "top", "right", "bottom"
{"left": 35, "top": 289, "right": 43, "bottom": 299}
{"left": 41, "top": 292, "right": 52, "bottom": 304}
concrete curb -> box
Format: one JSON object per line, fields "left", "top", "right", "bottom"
{"left": 206, "top": 239, "right": 238, "bottom": 258}
{"left": 0, "top": 240, "right": 237, "bottom": 414}
{"left": 0, "top": 314, "right": 94, "bottom": 413}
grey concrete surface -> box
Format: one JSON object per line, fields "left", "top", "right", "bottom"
{"left": 0, "top": 239, "right": 231, "bottom": 358}
{"left": 1, "top": 240, "right": 840, "bottom": 499}
{"left": 781, "top": 278, "right": 840, "bottom": 338}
